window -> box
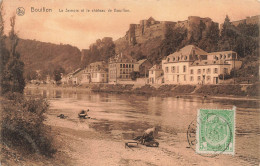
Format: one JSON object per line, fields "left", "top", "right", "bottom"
{"left": 207, "top": 76, "right": 211, "bottom": 81}
{"left": 184, "top": 56, "right": 187, "bottom": 60}
{"left": 177, "top": 66, "right": 179, "bottom": 73}
{"left": 132, "top": 64, "right": 134, "bottom": 68}
{"left": 197, "top": 69, "right": 201, "bottom": 74}
{"left": 165, "top": 67, "right": 169, "bottom": 73}
{"left": 203, "top": 69, "right": 205, "bottom": 73}
{"left": 126, "top": 64, "right": 128, "bottom": 68}
{"left": 198, "top": 76, "right": 201, "bottom": 81}
{"left": 123, "top": 64, "right": 125, "bottom": 68}
{"left": 171, "top": 66, "right": 175, "bottom": 73}
{"left": 190, "top": 69, "right": 194, "bottom": 74}
{"left": 224, "top": 68, "right": 228, "bottom": 74}
{"left": 190, "top": 76, "right": 194, "bottom": 81}
{"left": 214, "top": 68, "right": 218, "bottom": 74}
{"left": 183, "top": 66, "right": 186, "bottom": 73}
{"left": 184, "top": 75, "right": 186, "bottom": 81}
{"left": 207, "top": 68, "right": 211, "bottom": 74}
{"left": 120, "top": 69, "right": 122, "bottom": 74}
{"left": 167, "top": 58, "right": 170, "bottom": 62}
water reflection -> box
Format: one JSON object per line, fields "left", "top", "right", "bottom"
{"left": 25, "top": 87, "right": 260, "bottom": 163}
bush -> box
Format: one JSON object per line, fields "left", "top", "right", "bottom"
{"left": 218, "top": 74, "right": 232, "bottom": 80}
{"left": 1, "top": 93, "right": 56, "bottom": 157}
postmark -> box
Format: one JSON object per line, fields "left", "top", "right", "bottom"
{"left": 187, "top": 107, "right": 235, "bottom": 156}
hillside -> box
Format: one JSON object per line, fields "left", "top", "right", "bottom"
{"left": 5, "top": 38, "right": 81, "bottom": 79}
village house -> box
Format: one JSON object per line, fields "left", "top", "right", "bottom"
{"left": 61, "top": 68, "right": 82, "bottom": 85}
{"left": 162, "top": 45, "right": 242, "bottom": 85}
{"left": 148, "top": 64, "right": 164, "bottom": 84}
{"left": 134, "top": 59, "right": 153, "bottom": 77}
{"left": 72, "top": 69, "right": 84, "bottom": 85}
{"left": 81, "top": 61, "right": 108, "bottom": 84}
{"left": 108, "top": 53, "right": 137, "bottom": 83}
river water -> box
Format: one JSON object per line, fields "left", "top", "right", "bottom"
{"left": 25, "top": 87, "right": 260, "bottom": 165}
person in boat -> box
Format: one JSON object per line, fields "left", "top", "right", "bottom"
{"left": 141, "top": 127, "right": 159, "bottom": 144}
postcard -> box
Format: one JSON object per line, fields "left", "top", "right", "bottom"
{"left": 1, "top": 0, "right": 259, "bottom": 165}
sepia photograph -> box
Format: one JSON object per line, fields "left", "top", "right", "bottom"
{"left": 0, "top": 0, "right": 259, "bottom": 165}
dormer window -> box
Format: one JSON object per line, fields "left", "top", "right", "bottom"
{"left": 167, "top": 58, "right": 170, "bottom": 62}
{"left": 173, "top": 57, "right": 175, "bottom": 61}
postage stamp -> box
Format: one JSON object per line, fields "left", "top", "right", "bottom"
{"left": 196, "top": 108, "right": 235, "bottom": 155}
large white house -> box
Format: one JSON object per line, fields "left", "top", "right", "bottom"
{"left": 162, "top": 45, "right": 242, "bottom": 85}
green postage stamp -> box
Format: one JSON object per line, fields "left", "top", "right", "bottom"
{"left": 196, "top": 108, "right": 235, "bottom": 155}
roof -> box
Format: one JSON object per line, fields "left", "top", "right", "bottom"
{"left": 190, "top": 60, "right": 231, "bottom": 66}
{"left": 137, "top": 59, "right": 147, "bottom": 65}
{"left": 67, "top": 68, "right": 82, "bottom": 76}
{"left": 149, "top": 64, "right": 162, "bottom": 70}
{"left": 72, "top": 69, "right": 83, "bottom": 77}
{"left": 109, "top": 53, "right": 136, "bottom": 63}
{"left": 168, "top": 45, "right": 208, "bottom": 58}
{"left": 207, "top": 51, "right": 237, "bottom": 55}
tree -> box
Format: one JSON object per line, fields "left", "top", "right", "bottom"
{"left": 0, "top": 8, "right": 25, "bottom": 94}
{"left": 53, "top": 66, "right": 65, "bottom": 84}
{"left": 160, "top": 26, "right": 187, "bottom": 57}
{"left": 130, "top": 71, "right": 140, "bottom": 81}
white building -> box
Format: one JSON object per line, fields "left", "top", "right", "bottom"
{"left": 162, "top": 45, "right": 242, "bottom": 85}
{"left": 81, "top": 61, "right": 108, "bottom": 84}
{"left": 148, "top": 64, "right": 164, "bottom": 84}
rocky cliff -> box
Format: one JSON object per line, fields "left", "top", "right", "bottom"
{"left": 80, "top": 37, "right": 115, "bottom": 67}
{"left": 113, "top": 16, "right": 218, "bottom": 64}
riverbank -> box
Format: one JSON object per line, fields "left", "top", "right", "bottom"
{"left": 26, "top": 82, "right": 260, "bottom": 99}
{"left": 15, "top": 86, "right": 259, "bottom": 165}
{"left": 40, "top": 107, "right": 257, "bottom": 166}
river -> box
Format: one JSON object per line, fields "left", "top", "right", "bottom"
{"left": 25, "top": 87, "right": 260, "bottom": 165}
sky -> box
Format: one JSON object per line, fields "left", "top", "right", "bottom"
{"left": 2, "top": 0, "right": 260, "bottom": 50}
